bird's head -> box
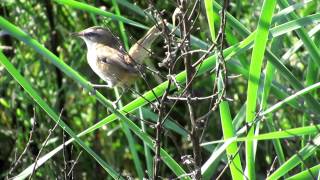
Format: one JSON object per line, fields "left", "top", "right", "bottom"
{"left": 72, "top": 26, "right": 122, "bottom": 50}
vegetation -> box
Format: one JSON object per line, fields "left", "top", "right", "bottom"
{"left": 0, "top": 0, "right": 319, "bottom": 179}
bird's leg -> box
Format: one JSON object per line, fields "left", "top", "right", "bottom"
{"left": 112, "top": 89, "right": 126, "bottom": 109}
{"left": 88, "top": 82, "right": 126, "bottom": 109}
{"left": 88, "top": 82, "right": 112, "bottom": 95}
{"left": 91, "top": 84, "right": 112, "bottom": 88}
{"left": 88, "top": 82, "right": 97, "bottom": 95}
{"left": 91, "top": 79, "right": 114, "bottom": 89}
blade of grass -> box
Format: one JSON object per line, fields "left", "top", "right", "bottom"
{"left": 287, "top": 164, "right": 320, "bottom": 180}
{"left": 262, "top": 82, "right": 320, "bottom": 115}
{"left": 202, "top": 103, "right": 247, "bottom": 178}
{"left": 261, "top": 37, "right": 286, "bottom": 167}
{"left": 203, "top": 123, "right": 320, "bottom": 178}
{"left": 245, "top": 1, "right": 276, "bottom": 179}
{"left": 205, "top": 1, "right": 244, "bottom": 178}
{"left": 111, "top": 0, "right": 129, "bottom": 50}
{"left": 219, "top": 101, "right": 244, "bottom": 179}
{"left": 204, "top": 0, "right": 216, "bottom": 40}
{"left": 201, "top": 124, "right": 320, "bottom": 144}
{"left": 302, "top": 0, "right": 318, "bottom": 16}
{"left": 223, "top": 20, "right": 320, "bottom": 116}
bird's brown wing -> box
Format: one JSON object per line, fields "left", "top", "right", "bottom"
{"left": 96, "top": 45, "right": 137, "bottom": 73}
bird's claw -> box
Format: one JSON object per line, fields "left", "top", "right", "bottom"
{"left": 111, "top": 101, "right": 118, "bottom": 109}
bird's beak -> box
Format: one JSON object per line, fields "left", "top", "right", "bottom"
{"left": 70, "top": 32, "right": 84, "bottom": 37}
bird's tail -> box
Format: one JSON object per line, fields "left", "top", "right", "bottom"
{"left": 128, "top": 23, "right": 162, "bottom": 63}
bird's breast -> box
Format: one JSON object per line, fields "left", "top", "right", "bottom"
{"left": 87, "top": 49, "right": 112, "bottom": 83}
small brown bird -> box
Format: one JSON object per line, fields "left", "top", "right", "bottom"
{"left": 73, "top": 25, "right": 161, "bottom": 89}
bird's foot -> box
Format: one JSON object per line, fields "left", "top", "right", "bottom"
{"left": 111, "top": 91, "right": 125, "bottom": 109}
{"left": 111, "top": 101, "right": 118, "bottom": 109}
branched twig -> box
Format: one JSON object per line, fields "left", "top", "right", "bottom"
{"left": 267, "top": 157, "right": 278, "bottom": 177}
{"left": 63, "top": 130, "right": 68, "bottom": 179}
{"left": 67, "top": 151, "right": 83, "bottom": 176}
{"left": 179, "top": 0, "right": 201, "bottom": 179}
{"left": 199, "top": 0, "right": 229, "bottom": 142}
{"left": 167, "top": 93, "right": 218, "bottom": 101}
{"left": 7, "top": 107, "right": 37, "bottom": 178}
{"left": 148, "top": 1, "right": 174, "bottom": 179}
{"left": 29, "top": 109, "right": 63, "bottom": 179}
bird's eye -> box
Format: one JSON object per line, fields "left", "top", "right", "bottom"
{"left": 85, "top": 32, "right": 96, "bottom": 37}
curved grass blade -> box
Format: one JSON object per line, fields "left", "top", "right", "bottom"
{"left": 13, "top": 116, "right": 117, "bottom": 179}
{"left": 262, "top": 82, "right": 320, "bottom": 115}
{"left": 273, "top": 0, "right": 313, "bottom": 23}
{"left": 201, "top": 103, "right": 247, "bottom": 178}
{"left": 269, "top": 13, "right": 320, "bottom": 39}
{"left": 54, "top": 0, "right": 147, "bottom": 29}
{"left": 267, "top": 135, "right": 320, "bottom": 180}
{"left": 301, "top": 31, "right": 320, "bottom": 170}
{"left": 287, "top": 164, "right": 320, "bottom": 180}
{"left": 281, "top": 24, "right": 320, "bottom": 63}
{"left": 201, "top": 124, "right": 320, "bottom": 144}
{"left": 0, "top": 52, "right": 123, "bottom": 179}
{"left": 278, "top": 0, "right": 320, "bottom": 69}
